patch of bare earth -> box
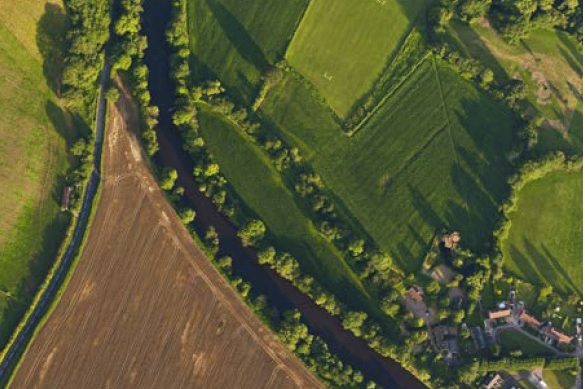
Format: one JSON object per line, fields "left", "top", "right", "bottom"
{"left": 11, "top": 84, "right": 322, "bottom": 389}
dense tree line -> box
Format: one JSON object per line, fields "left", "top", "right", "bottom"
{"left": 477, "top": 356, "right": 579, "bottom": 371}
{"left": 60, "top": 0, "right": 112, "bottom": 212}
{"left": 430, "top": 0, "right": 582, "bottom": 43}
{"left": 109, "top": 0, "right": 159, "bottom": 156}
{"left": 61, "top": 0, "right": 111, "bottom": 114}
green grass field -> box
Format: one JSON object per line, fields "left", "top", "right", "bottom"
{"left": 261, "top": 58, "right": 519, "bottom": 272}
{"left": 187, "top": 0, "right": 308, "bottom": 104}
{"left": 0, "top": 0, "right": 75, "bottom": 347}
{"left": 502, "top": 170, "right": 582, "bottom": 294}
{"left": 543, "top": 369, "right": 576, "bottom": 389}
{"left": 444, "top": 22, "right": 582, "bottom": 155}
{"left": 285, "top": 0, "right": 428, "bottom": 118}
{"left": 197, "top": 107, "right": 397, "bottom": 331}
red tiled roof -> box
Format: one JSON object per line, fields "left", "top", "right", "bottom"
{"left": 488, "top": 309, "right": 511, "bottom": 320}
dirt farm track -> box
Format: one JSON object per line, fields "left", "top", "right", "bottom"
{"left": 10, "top": 85, "right": 322, "bottom": 389}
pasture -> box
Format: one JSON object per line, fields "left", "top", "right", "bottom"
{"left": 261, "top": 58, "right": 519, "bottom": 272}
{"left": 187, "top": 0, "right": 308, "bottom": 104}
{"left": 11, "top": 94, "right": 321, "bottom": 389}
{"left": 0, "top": 0, "right": 74, "bottom": 347}
{"left": 444, "top": 21, "right": 582, "bottom": 155}
{"left": 197, "top": 107, "right": 395, "bottom": 328}
{"left": 285, "top": 0, "right": 429, "bottom": 117}
{"left": 502, "top": 170, "right": 582, "bottom": 294}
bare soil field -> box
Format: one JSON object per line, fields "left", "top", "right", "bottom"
{"left": 10, "top": 86, "right": 322, "bottom": 389}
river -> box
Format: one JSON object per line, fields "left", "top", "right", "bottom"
{"left": 142, "top": 1, "right": 426, "bottom": 388}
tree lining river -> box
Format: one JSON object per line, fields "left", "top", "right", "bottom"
{"left": 142, "top": 1, "right": 426, "bottom": 388}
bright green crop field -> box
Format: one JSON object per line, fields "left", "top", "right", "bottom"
{"left": 285, "top": 0, "right": 429, "bottom": 117}
{"left": 261, "top": 58, "right": 519, "bottom": 272}
{"left": 502, "top": 170, "right": 582, "bottom": 294}
{"left": 197, "top": 107, "right": 397, "bottom": 331}
{"left": 0, "top": 0, "right": 74, "bottom": 347}
{"left": 187, "top": 0, "right": 308, "bottom": 104}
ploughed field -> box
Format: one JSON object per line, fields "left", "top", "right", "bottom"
{"left": 11, "top": 89, "right": 321, "bottom": 389}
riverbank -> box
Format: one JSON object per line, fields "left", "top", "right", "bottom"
{"left": 141, "top": 0, "right": 426, "bottom": 387}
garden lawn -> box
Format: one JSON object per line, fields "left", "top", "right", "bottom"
{"left": 187, "top": 0, "right": 308, "bottom": 105}
{"left": 543, "top": 369, "right": 576, "bottom": 389}
{"left": 285, "top": 0, "right": 429, "bottom": 118}
{"left": 502, "top": 170, "right": 582, "bottom": 294}
{"left": 261, "top": 58, "right": 519, "bottom": 273}
{"left": 444, "top": 22, "right": 582, "bottom": 155}
{"left": 0, "top": 0, "right": 74, "bottom": 347}
{"left": 197, "top": 107, "right": 396, "bottom": 331}
{"left": 498, "top": 330, "right": 555, "bottom": 357}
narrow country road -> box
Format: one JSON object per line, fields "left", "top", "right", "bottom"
{"left": 0, "top": 62, "right": 110, "bottom": 383}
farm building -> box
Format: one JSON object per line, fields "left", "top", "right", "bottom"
{"left": 544, "top": 327, "right": 573, "bottom": 345}
{"left": 519, "top": 312, "right": 541, "bottom": 330}
{"left": 487, "top": 309, "right": 511, "bottom": 321}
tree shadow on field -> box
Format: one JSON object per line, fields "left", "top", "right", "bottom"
{"left": 408, "top": 185, "right": 444, "bottom": 231}
{"left": 558, "top": 46, "right": 582, "bottom": 76}
{"left": 538, "top": 243, "right": 579, "bottom": 293}
{"left": 206, "top": 0, "right": 268, "bottom": 72}
{"left": 36, "top": 3, "right": 68, "bottom": 95}
{"left": 0, "top": 207, "right": 70, "bottom": 350}
{"left": 508, "top": 239, "right": 577, "bottom": 294}
{"left": 45, "top": 100, "right": 84, "bottom": 147}
{"left": 448, "top": 163, "right": 496, "bottom": 250}
{"left": 556, "top": 30, "right": 582, "bottom": 68}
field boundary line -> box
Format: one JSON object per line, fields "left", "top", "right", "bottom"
{"left": 281, "top": 0, "right": 313, "bottom": 60}
{"left": 431, "top": 56, "right": 472, "bottom": 232}
{"left": 347, "top": 51, "right": 431, "bottom": 137}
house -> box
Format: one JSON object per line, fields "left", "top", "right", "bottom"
{"left": 441, "top": 231, "right": 461, "bottom": 249}
{"left": 545, "top": 327, "right": 573, "bottom": 345}
{"left": 406, "top": 286, "right": 424, "bottom": 303}
{"left": 519, "top": 312, "right": 541, "bottom": 330}
{"left": 483, "top": 373, "right": 505, "bottom": 389}
{"left": 488, "top": 309, "right": 511, "bottom": 320}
